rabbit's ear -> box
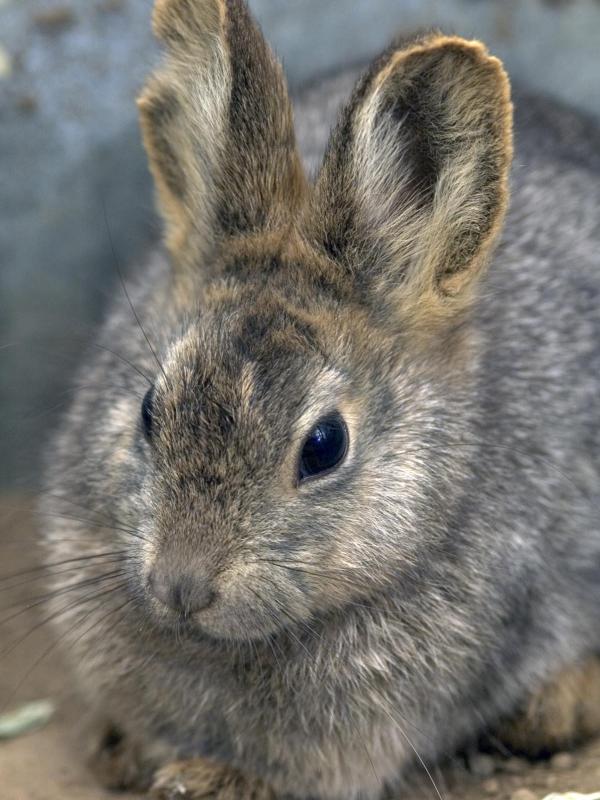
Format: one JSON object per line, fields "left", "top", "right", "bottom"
{"left": 309, "top": 34, "right": 513, "bottom": 325}
{"left": 138, "top": 0, "right": 307, "bottom": 266}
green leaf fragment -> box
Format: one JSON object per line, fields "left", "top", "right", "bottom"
{"left": 0, "top": 700, "right": 55, "bottom": 739}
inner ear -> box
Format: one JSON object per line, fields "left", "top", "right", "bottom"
{"left": 139, "top": 0, "right": 307, "bottom": 266}
{"left": 309, "top": 34, "right": 513, "bottom": 319}
{"left": 381, "top": 39, "right": 513, "bottom": 296}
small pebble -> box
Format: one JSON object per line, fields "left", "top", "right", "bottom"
{"left": 483, "top": 778, "right": 501, "bottom": 794}
{"left": 504, "top": 757, "right": 530, "bottom": 775}
{"left": 510, "top": 789, "right": 537, "bottom": 800}
{"left": 470, "top": 753, "right": 497, "bottom": 778}
{"left": 550, "top": 752, "right": 576, "bottom": 771}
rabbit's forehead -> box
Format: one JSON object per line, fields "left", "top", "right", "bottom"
{"left": 159, "top": 301, "right": 332, "bottom": 428}
{"left": 170, "top": 300, "right": 322, "bottom": 372}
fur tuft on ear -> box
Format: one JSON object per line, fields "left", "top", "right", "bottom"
{"left": 307, "top": 33, "right": 513, "bottom": 326}
{"left": 139, "top": 0, "right": 307, "bottom": 266}
{"left": 152, "top": 0, "right": 225, "bottom": 44}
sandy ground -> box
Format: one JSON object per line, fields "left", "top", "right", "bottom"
{"left": 1, "top": 496, "right": 600, "bottom": 800}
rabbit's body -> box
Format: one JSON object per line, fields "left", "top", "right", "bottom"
{"left": 42, "top": 2, "right": 600, "bottom": 798}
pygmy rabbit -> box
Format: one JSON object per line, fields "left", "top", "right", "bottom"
{"left": 41, "top": 0, "right": 600, "bottom": 798}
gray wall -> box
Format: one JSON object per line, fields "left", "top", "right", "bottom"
{"left": 1, "top": 0, "right": 599, "bottom": 486}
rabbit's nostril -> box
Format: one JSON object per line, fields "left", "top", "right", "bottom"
{"left": 148, "top": 569, "right": 216, "bottom": 615}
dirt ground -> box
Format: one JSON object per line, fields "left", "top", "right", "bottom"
{"left": 1, "top": 496, "right": 600, "bottom": 800}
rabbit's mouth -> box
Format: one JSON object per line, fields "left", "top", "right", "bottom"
{"left": 142, "top": 563, "right": 316, "bottom": 644}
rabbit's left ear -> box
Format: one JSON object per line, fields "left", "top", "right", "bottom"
{"left": 138, "top": 0, "right": 307, "bottom": 267}
{"left": 307, "top": 34, "right": 513, "bottom": 325}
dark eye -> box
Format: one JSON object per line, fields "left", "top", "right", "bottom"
{"left": 298, "top": 413, "right": 348, "bottom": 483}
{"left": 141, "top": 386, "right": 155, "bottom": 440}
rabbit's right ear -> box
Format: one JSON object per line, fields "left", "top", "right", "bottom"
{"left": 308, "top": 34, "right": 513, "bottom": 328}
{"left": 138, "top": 0, "right": 306, "bottom": 267}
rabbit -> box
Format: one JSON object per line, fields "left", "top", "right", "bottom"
{"left": 40, "top": 0, "right": 600, "bottom": 798}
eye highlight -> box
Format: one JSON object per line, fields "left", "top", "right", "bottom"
{"left": 141, "top": 386, "right": 155, "bottom": 440}
{"left": 298, "top": 413, "right": 349, "bottom": 483}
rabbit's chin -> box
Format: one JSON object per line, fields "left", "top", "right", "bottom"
{"left": 147, "top": 592, "right": 306, "bottom": 644}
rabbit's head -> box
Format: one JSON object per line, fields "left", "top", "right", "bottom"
{"left": 52, "top": 0, "right": 514, "bottom": 646}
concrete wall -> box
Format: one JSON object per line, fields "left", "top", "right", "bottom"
{"left": 1, "top": 0, "right": 599, "bottom": 485}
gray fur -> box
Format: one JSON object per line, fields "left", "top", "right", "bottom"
{"left": 41, "top": 24, "right": 600, "bottom": 800}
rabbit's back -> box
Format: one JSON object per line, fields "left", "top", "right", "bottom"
{"left": 480, "top": 92, "right": 600, "bottom": 469}
{"left": 475, "top": 92, "right": 600, "bottom": 649}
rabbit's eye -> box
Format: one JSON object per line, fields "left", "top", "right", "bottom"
{"left": 298, "top": 413, "right": 348, "bottom": 483}
{"left": 141, "top": 386, "right": 155, "bottom": 440}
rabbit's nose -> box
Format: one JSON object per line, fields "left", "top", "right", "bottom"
{"left": 148, "top": 569, "right": 216, "bottom": 615}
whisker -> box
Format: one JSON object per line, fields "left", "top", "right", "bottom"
{"left": 257, "top": 573, "right": 322, "bottom": 642}
{"left": 1, "top": 532, "right": 136, "bottom": 552}
{"left": 2, "top": 382, "right": 145, "bottom": 436}
{"left": 0, "top": 338, "right": 151, "bottom": 390}
{"left": 263, "top": 632, "right": 283, "bottom": 672}
{"left": 34, "top": 490, "right": 148, "bottom": 541}
{"left": 1, "top": 495, "right": 146, "bottom": 541}
{"left": 102, "top": 202, "right": 168, "bottom": 385}
{"left": 0, "top": 581, "right": 131, "bottom": 712}
{"left": 0, "top": 568, "right": 129, "bottom": 626}
{"left": 376, "top": 702, "right": 445, "bottom": 800}
{"left": 250, "top": 584, "right": 313, "bottom": 659}
{"left": 90, "top": 342, "right": 153, "bottom": 386}
{"left": 0, "top": 574, "right": 129, "bottom": 676}
{"left": 0, "top": 549, "right": 128, "bottom": 583}
{"left": 32, "top": 509, "right": 148, "bottom": 544}
{"left": 0, "top": 553, "right": 128, "bottom": 593}
{"left": 256, "top": 557, "right": 368, "bottom": 594}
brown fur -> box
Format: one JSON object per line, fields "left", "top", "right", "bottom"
{"left": 153, "top": 758, "right": 274, "bottom": 800}
{"left": 89, "top": 723, "right": 173, "bottom": 792}
{"left": 498, "top": 656, "right": 600, "bottom": 757}
{"left": 139, "top": 0, "right": 307, "bottom": 268}
{"left": 306, "top": 32, "right": 513, "bottom": 332}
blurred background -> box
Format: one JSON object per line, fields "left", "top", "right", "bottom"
{"left": 1, "top": 0, "right": 600, "bottom": 489}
